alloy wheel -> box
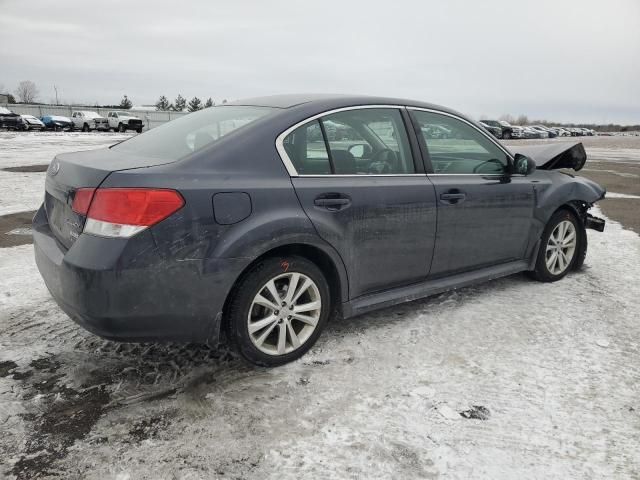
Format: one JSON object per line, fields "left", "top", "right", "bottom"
{"left": 545, "top": 220, "right": 577, "bottom": 275}
{"left": 247, "top": 272, "right": 322, "bottom": 356}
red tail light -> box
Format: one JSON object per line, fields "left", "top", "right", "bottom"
{"left": 75, "top": 188, "right": 184, "bottom": 238}
{"left": 71, "top": 188, "right": 96, "bottom": 215}
{"left": 88, "top": 188, "right": 184, "bottom": 226}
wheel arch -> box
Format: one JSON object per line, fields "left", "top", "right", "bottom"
{"left": 222, "top": 242, "right": 349, "bottom": 323}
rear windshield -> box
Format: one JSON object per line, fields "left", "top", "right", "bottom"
{"left": 112, "top": 106, "right": 275, "bottom": 160}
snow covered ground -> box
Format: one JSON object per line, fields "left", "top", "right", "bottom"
{"left": 1, "top": 133, "right": 640, "bottom": 479}
{"left": 0, "top": 131, "right": 131, "bottom": 215}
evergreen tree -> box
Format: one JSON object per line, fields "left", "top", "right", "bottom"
{"left": 204, "top": 97, "right": 214, "bottom": 108}
{"left": 119, "top": 95, "right": 133, "bottom": 109}
{"left": 173, "top": 94, "right": 186, "bottom": 112}
{"left": 187, "top": 96, "right": 203, "bottom": 112}
{"left": 155, "top": 95, "right": 170, "bottom": 111}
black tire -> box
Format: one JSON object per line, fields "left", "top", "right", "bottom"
{"left": 82, "top": 123, "right": 89, "bottom": 132}
{"left": 118, "top": 123, "right": 126, "bottom": 133}
{"left": 503, "top": 131, "right": 512, "bottom": 139}
{"left": 530, "top": 209, "right": 583, "bottom": 282}
{"left": 136, "top": 127, "right": 143, "bottom": 134}
{"left": 225, "top": 255, "right": 331, "bottom": 367}
{"left": 572, "top": 220, "right": 588, "bottom": 271}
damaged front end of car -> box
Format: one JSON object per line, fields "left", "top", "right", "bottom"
{"left": 509, "top": 141, "right": 607, "bottom": 234}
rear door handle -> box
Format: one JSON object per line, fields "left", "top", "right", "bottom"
{"left": 439, "top": 192, "right": 466, "bottom": 204}
{"left": 314, "top": 195, "right": 351, "bottom": 211}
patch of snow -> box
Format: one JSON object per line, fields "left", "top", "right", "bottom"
{"left": 1, "top": 135, "right": 639, "bottom": 479}
{"left": 437, "top": 404, "right": 460, "bottom": 420}
{"left": 606, "top": 192, "right": 640, "bottom": 199}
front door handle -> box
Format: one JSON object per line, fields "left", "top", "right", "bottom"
{"left": 314, "top": 194, "right": 351, "bottom": 211}
{"left": 439, "top": 192, "right": 467, "bottom": 204}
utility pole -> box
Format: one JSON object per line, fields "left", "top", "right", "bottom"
{"left": 53, "top": 85, "right": 59, "bottom": 105}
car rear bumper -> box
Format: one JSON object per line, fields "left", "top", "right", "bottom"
{"left": 32, "top": 205, "right": 245, "bottom": 344}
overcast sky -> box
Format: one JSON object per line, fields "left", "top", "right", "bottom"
{"left": 1, "top": 0, "right": 638, "bottom": 123}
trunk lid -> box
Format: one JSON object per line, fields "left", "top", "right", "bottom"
{"left": 44, "top": 147, "right": 175, "bottom": 249}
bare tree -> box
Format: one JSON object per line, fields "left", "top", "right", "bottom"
{"left": 15, "top": 80, "right": 39, "bottom": 103}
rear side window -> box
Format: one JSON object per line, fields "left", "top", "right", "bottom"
{"left": 282, "top": 121, "right": 331, "bottom": 174}
{"left": 413, "top": 110, "right": 509, "bottom": 174}
{"left": 282, "top": 108, "right": 415, "bottom": 175}
{"left": 112, "top": 106, "right": 275, "bottom": 160}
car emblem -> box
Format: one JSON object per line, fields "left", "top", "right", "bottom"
{"left": 49, "top": 159, "right": 60, "bottom": 176}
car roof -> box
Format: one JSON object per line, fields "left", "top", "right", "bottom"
{"left": 225, "top": 93, "right": 464, "bottom": 117}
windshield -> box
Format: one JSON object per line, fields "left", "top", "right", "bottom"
{"left": 112, "top": 105, "right": 275, "bottom": 160}
{"left": 114, "top": 111, "right": 132, "bottom": 116}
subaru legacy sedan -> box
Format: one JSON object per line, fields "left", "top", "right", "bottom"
{"left": 34, "top": 94, "right": 605, "bottom": 366}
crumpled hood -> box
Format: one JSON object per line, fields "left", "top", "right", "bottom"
{"left": 507, "top": 141, "right": 587, "bottom": 171}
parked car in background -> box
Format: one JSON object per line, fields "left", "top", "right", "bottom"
{"left": 480, "top": 120, "right": 514, "bottom": 139}
{"left": 71, "top": 111, "right": 110, "bottom": 132}
{"left": 33, "top": 94, "right": 606, "bottom": 366}
{"left": 538, "top": 125, "right": 558, "bottom": 138}
{"left": 17, "top": 115, "right": 46, "bottom": 131}
{"left": 421, "top": 124, "right": 452, "bottom": 139}
{"left": 480, "top": 121, "right": 502, "bottom": 139}
{"left": 529, "top": 126, "right": 550, "bottom": 138}
{"left": 0, "top": 106, "right": 21, "bottom": 130}
{"left": 552, "top": 127, "right": 571, "bottom": 137}
{"left": 523, "top": 127, "right": 542, "bottom": 139}
{"left": 40, "top": 115, "right": 74, "bottom": 131}
{"left": 107, "top": 111, "right": 144, "bottom": 133}
{"left": 510, "top": 126, "right": 526, "bottom": 138}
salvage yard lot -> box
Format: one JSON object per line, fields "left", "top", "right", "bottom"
{"left": 1, "top": 132, "right": 639, "bottom": 479}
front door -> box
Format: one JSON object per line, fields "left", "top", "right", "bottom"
{"left": 283, "top": 107, "right": 437, "bottom": 298}
{"left": 410, "top": 109, "right": 535, "bottom": 277}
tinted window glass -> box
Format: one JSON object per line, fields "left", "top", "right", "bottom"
{"left": 321, "top": 108, "right": 414, "bottom": 174}
{"left": 282, "top": 120, "right": 331, "bottom": 174}
{"left": 413, "top": 111, "right": 509, "bottom": 174}
{"left": 113, "top": 106, "right": 274, "bottom": 160}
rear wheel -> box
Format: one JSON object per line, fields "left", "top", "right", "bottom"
{"left": 136, "top": 127, "right": 143, "bottom": 133}
{"left": 118, "top": 123, "right": 126, "bottom": 133}
{"left": 225, "top": 255, "right": 331, "bottom": 366}
{"left": 531, "top": 210, "right": 582, "bottom": 282}
{"left": 503, "top": 131, "right": 512, "bottom": 139}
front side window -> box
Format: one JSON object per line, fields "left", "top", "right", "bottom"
{"left": 112, "top": 105, "right": 275, "bottom": 160}
{"left": 413, "top": 110, "right": 509, "bottom": 174}
{"left": 282, "top": 108, "right": 414, "bottom": 175}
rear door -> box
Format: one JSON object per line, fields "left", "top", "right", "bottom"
{"left": 282, "top": 106, "right": 437, "bottom": 299}
{"left": 410, "top": 108, "right": 535, "bottom": 277}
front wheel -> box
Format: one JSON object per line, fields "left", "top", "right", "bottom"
{"left": 82, "top": 123, "right": 89, "bottom": 132}
{"left": 225, "top": 255, "right": 331, "bottom": 366}
{"left": 503, "top": 131, "right": 512, "bottom": 139}
{"left": 118, "top": 123, "right": 126, "bottom": 133}
{"left": 530, "top": 210, "right": 582, "bottom": 282}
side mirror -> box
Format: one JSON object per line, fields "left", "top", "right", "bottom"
{"left": 513, "top": 153, "right": 536, "bottom": 175}
{"left": 348, "top": 143, "right": 372, "bottom": 159}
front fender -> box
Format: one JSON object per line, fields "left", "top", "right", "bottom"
{"left": 533, "top": 171, "right": 605, "bottom": 232}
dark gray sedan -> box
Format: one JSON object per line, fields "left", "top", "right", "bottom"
{"left": 33, "top": 94, "right": 606, "bottom": 366}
